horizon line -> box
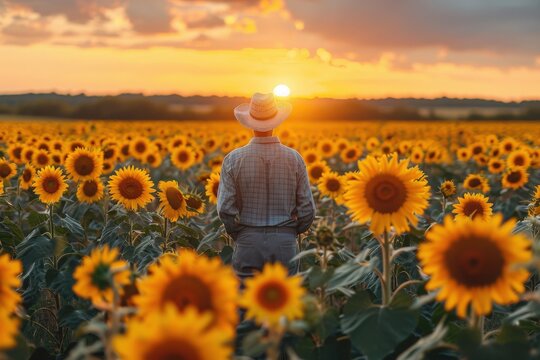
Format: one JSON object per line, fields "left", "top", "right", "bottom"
{"left": 0, "top": 91, "right": 539, "bottom": 104}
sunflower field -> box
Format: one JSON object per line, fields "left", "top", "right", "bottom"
{"left": 0, "top": 119, "right": 540, "bottom": 360}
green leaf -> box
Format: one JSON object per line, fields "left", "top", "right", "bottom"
{"left": 341, "top": 292, "right": 419, "bottom": 360}
{"left": 28, "top": 210, "right": 48, "bottom": 228}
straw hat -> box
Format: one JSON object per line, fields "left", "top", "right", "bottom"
{"left": 234, "top": 93, "right": 292, "bottom": 131}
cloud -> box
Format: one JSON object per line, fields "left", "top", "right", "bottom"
{"left": 286, "top": 0, "right": 540, "bottom": 54}
{"left": 5, "top": 0, "right": 122, "bottom": 23}
{"left": 125, "top": 0, "right": 172, "bottom": 34}
{"left": 1, "top": 16, "right": 51, "bottom": 44}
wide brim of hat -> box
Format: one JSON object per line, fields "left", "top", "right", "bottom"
{"left": 234, "top": 102, "right": 292, "bottom": 132}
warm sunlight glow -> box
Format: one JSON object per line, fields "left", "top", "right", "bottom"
{"left": 273, "top": 84, "right": 291, "bottom": 97}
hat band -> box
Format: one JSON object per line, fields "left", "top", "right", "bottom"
{"left": 250, "top": 108, "right": 278, "bottom": 120}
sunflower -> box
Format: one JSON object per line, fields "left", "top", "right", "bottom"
{"left": 0, "top": 158, "right": 17, "bottom": 181}
{"left": 144, "top": 151, "right": 162, "bottom": 168}
{"left": 203, "top": 136, "right": 220, "bottom": 153}
{"left": 7, "top": 144, "right": 24, "bottom": 164}
{"left": 307, "top": 161, "right": 330, "bottom": 184}
{"left": 32, "top": 149, "right": 51, "bottom": 168}
{"left": 488, "top": 158, "right": 505, "bottom": 174}
{"left": 302, "top": 149, "right": 319, "bottom": 165}
{"left": 65, "top": 147, "right": 104, "bottom": 182}
{"left": 469, "top": 142, "right": 485, "bottom": 157}
{"left": 0, "top": 254, "right": 22, "bottom": 313}
{"left": 72, "top": 245, "right": 131, "bottom": 308}
{"left": 171, "top": 146, "right": 196, "bottom": 171}
{"left": 130, "top": 137, "right": 151, "bottom": 160}
{"left": 77, "top": 178, "right": 105, "bottom": 204}
{"left": 185, "top": 194, "right": 206, "bottom": 217}
{"left": 410, "top": 147, "right": 424, "bottom": 164}
{"left": 167, "top": 134, "right": 188, "bottom": 152}
{"left": 418, "top": 215, "right": 531, "bottom": 318}
{"left": 507, "top": 149, "right": 531, "bottom": 169}
{"left": 317, "top": 140, "right": 336, "bottom": 158}
{"left": 463, "top": 173, "right": 490, "bottom": 193}
{"left": 456, "top": 147, "right": 471, "bottom": 162}
{"left": 317, "top": 171, "right": 346, "bottom": 199}
{"left": 21, "top": 146, "right": 35, "bottom": 164}
{"left": 114, "top": 306, "right": 232, "bottom": 360}
{"left": 19, "top": 163, "right": 36, "bottom": 190}
{"left": 239, "top": 263, "right": 305, "bottom": 327}
{"left": 439, "top": 180, "right": 456, "bottom": 198}
{"left": 340, "top": 146, "right": 361, "bottom": 164}
{"left": 102, "top": 160, "right": 115, "bottom": 174}
{"left": 0, "top": 311, "right": 20, "bottom": 350}
{"left": 452, "top": 193, "right": 493, "bottom": 221}
{"left": 50, "top": 151, "right": 64, "bottom": 166}
{"left": 366, "top": 137, "right": 380, "bottom": 151}
{"left": 344, "top": 154, "right": 431, "bottom": 235}
{"left": 108, "top": 166, "right": 155, "bottom": 211}
{"left": 134, "top": 250, "right": 238, "bottom": 331}
{"left": 158, "top": 181, "right": 187, "bottom": 222}
{"left": 0, "top": 181, "right": 3, "bottom": 195}
{"left": 499, "top": 137, "right": 517, "bottom": 154}
{"left": 502, "top": 168, "right": 529, "bottom": 190}
{"left": 205, "top": 172, "right": 220, "bottom": 204}
{"left": 32, "top": 166, "right": 68, "bottom": 204}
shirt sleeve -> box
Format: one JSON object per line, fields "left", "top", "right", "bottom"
{"left": 217, "top": 158, "right": 244, "bottom": 239}
{"left": 295, "top": 156, "right": 316, "bottom": 234}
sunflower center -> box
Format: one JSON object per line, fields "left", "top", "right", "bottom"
{"left": 161, "top": 275, "right": 213, "bottom": 313}
{"left": 513, "top": 156, "right": 524, "bottom": 166}
{"left": 322, "top": 144, "right": 331, "bottom": 153}
{"left": 104, "top": 148, "right": 115, "bottom": 159}
{"left": 37, "top": 154, "right": 48, "bottom": 165}
{"left": 144, "top": 339, "right": 202, "bottom": 360}
{"left": 165, "top": 188, "right": 184, "bottom": 210}
{"left": 445, "top": 237, "right": 504, "bottom": 287}
{"left": 468, "top": 178, "right": 481, "bottom": 188}
{"left": 121, "top": 145, "right": 129, "bottom": 156}
{"left": 83, "top": 180, "right": 98, "bottom": 197}
{"left": 43, "top": 176, "right": 60, "bottom": 194}
{"left": 472, "top": 146, "right": 482, "bottom": 155}
{"left": 147, "top": 155, "right": 156, "bottom": 163}
{"left": 13, "top": 147, "right": 22, "bottom": 159}
{"left": 306, "top": 154, "right": 316, "bottom": 163}
{"left": 186, "top": 196, "right": 202, "bottom": 210}
{"left": 177, "top": 151, "right": 188, "bottom": 163}
{"left": 256, "top": 281, "right": 289, "bottom": 311}
{"left": 326, "top": 178, "right": 341, "bottom": 192}
{"left": 365, "top": 174, "right": 407, "bottom": 213}
{"left": 91, "top": 262, "right": 112, "bottom": 291}
{"left": 507, "top": 171, "right": 522, "bottom": 183}
{"left": 74, "top": 155, "right": 95, "bottom": 176}
{"left": 0, "top": 164, "right": 12, "bottom": 178}
{"left": 462, "top": 201, "right": 485, "bottom": 219}
{"left": 492, "top": 162, "right": 501, "bottom": 169}
{"left": 22, "top": 169, "right": 32, "bottom": 182}
{"left": 310, "top": 166, "right": 324, "bottom": 180}
{"left": 135, "top": 142, "right": 146, "bottom": 153}
{"left": 346, "top": 150, "right": 356, "bottom": 159}
{"left": 119, "top": 177, "right": 143, "bottom": 199}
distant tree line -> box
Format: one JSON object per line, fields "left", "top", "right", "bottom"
{"left": 0, "top": 95, "right": 538, "bottom": 121}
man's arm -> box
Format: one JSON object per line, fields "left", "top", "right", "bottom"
{"left": 217, "top": 161, "right": 244, "bottom": 239}
{"left": 295, "top": 156, "right": 316, "bottom": 234}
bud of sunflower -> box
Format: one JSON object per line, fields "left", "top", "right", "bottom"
{"left": 315, "top": 226, "right": 335, "bottom": 247}
{"left": 439, "top": 180, "right": 456, "bottom": 198}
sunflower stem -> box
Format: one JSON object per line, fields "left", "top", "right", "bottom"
{"left": 381, "top": 230, "right": 393, "bottom": 306}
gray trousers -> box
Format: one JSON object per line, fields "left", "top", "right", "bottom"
{"left": 232, "top": 226, "right": 299, "bottom": 280}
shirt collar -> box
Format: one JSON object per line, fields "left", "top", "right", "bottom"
{"left": 249, "top": 136, "right": 281, "bottom": 144}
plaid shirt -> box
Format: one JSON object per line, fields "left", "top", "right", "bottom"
{"left": 217, "top": 136, "right": 316, "bottom": 238}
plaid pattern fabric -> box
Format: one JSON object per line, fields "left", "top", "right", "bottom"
{"left": 217, "top": 136, "right": 316, "bottom": 238}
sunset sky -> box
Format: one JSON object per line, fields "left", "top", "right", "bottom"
{"left": 0, "top": 0, "right": 539, "bottom": 100}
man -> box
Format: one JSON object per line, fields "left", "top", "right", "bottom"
{"left": 217, "top": 92, "right": 316, "bottom": 279}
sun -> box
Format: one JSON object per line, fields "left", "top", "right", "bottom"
{"left": 273, "top": 84, "right": 290, "bottom": 97}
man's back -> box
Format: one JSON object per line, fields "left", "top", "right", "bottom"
{"left": 217, "top": 136, "right": 315, "bottom": 239}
